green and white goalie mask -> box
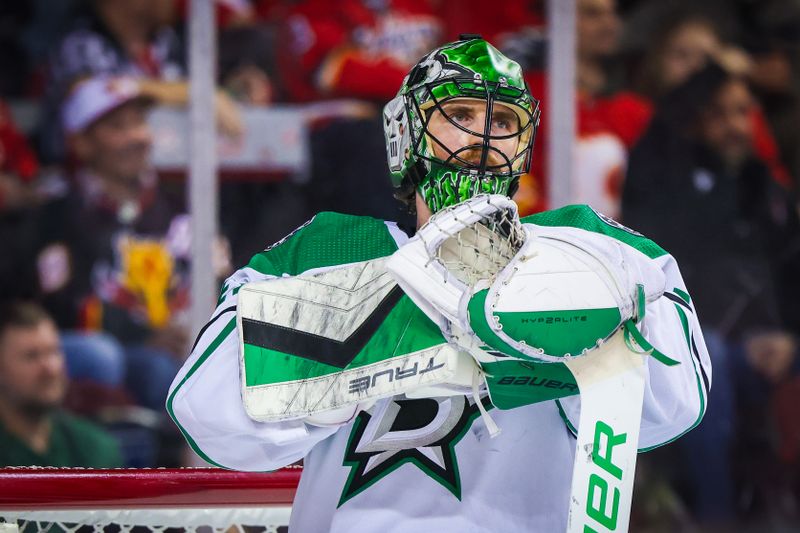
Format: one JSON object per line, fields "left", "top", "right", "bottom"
{"left": 383, "top": 37, "right": 540, "bottom": 213}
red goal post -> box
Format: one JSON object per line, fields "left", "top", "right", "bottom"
{"left": 0, "top": 466, "right": 301, "bottom": 532}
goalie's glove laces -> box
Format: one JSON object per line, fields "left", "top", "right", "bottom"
{"left": 622, "top": 284, "right": 681, "bottom": 367}
{"left": 472, "top": 369, "right": 501, "bottom": 438}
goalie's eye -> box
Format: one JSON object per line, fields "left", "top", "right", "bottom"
{"left": 452, "top": 109, "right": 473, "bottom": 124}
{"left": 490, "top": 109, "right": 519, "bottom": 135}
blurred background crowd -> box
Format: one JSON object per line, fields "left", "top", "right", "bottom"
{"left": 0, "top": 0, "right": 798, "bottom": 530}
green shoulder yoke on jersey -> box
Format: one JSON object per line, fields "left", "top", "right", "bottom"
{"left": 247, "top": 212, "right": 401, "bottom": 278}
{"left": 523, "top": 204, "right": 668, "bottom": 259}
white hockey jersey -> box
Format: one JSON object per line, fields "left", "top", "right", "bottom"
{"left": 167, "top": 205, "right": 711, "bottom": 532}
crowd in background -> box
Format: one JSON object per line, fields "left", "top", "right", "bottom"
{"left": 0, "top": 0, "right": 798, "bottom": 531}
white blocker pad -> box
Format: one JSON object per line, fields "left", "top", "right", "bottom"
{"left": 236, "top": 258, "right": 478, "bottom": 422}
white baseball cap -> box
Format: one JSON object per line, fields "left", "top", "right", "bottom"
{"left": 62, "top": 76, "right": 153, "bottom": 134}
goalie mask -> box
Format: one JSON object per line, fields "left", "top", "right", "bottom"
{"left": 383, "top": 36, "right": 540, "bottom": 214}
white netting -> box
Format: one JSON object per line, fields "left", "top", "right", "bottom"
{"left": 0, "top": 507, "right": 291, "bottom": 533}
{"left": 0, "top": 507, "right": 290, "bottom": 533}
{"left": 0, "top": 467, "right": 297, "bottom": 533}
{"left": 430, "top": 198, "right": 525, "bottom": 286}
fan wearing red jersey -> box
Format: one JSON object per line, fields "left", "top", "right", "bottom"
{"left": 279, "top": 0, "right": 443, "bottom": 102}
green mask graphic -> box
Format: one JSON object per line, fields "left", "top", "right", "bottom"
{"left": 383, "top": 37, "right": 541, "bottom": 213}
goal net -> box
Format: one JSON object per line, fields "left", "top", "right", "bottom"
{"left": 0, "top": 466, "right": 301, "bottom": 533}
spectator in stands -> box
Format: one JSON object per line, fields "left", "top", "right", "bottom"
{"left": 437, "top": 0, "right": 546, "bottom": 71}
{"left": 276, "top": 0, "right": 442, "bottom": 223}
{"left": 633, "top": 8, "right": 792, "bottom": 189}
{"left": 623, "top": 63, "right": 800, "bottom": 526}
{"left": 279, "top": 0, "right": 442, "bottom": 103}
{"left": 174, "top": 0, "right": 280, "bottom": 104}
{"left": 35, "top": 76, "right": 229, "bottom": 412}
{"left": 0, "top": 301, "right": 122, "bottom": 467}
{"left": 0, "top": 99, "right": 47, "bottom": 303}
{"left": 746, "top": 0, "right": 800, "bottom": 193}
{"left": 219, "top": 26, "right": 277, "bottom": 106}
{"left": 0, "top": 101, "right": 40, "bottom": 210}
{"left": 519, "top": 0, "right": 653, "bottom": 217}
{"left": 39, "top": 0, "right": 241, "bottom": 162}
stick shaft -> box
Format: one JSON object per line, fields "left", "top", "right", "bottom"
{"left": 564, "top": 330, "right": 645, "bottom": 533}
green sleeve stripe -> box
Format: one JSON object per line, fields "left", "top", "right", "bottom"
{"left": 522, "top": 204, "right": 668, "bottom": 259}
{"left": 675, "top": 304, "right": 691, "bottom": 348}
{"left": 166, "top": 317, "right": 237, "bottom": 469}
{"left": 247, "top": 213, "right": 400, "bottom": 278}
{"left": 673, "top": 287, "right": 691, "bottom": 305}
{"left": 555, "top": 399, "right": 578, "bottom": 437}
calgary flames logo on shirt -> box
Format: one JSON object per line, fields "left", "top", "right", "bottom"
{"left": 118, "top": 236, "right": 175, "bottom": 328}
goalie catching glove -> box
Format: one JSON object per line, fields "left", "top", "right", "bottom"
{"left": 386, "top": 194, "right": 680, "bottom": 396}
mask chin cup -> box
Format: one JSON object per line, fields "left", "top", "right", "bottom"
{"left": 417, "top": 167, "right": 515, "bottom": 214}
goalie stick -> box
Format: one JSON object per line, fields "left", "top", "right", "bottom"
{"left": 562, "top": 329, "right": 645, "bottom": 533}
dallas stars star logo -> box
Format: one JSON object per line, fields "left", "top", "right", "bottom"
{"left": 338, "top": 395, "right": 491, "bottom": 506}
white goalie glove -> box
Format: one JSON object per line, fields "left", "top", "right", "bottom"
{"left": 386, "top": 194, "right": 677, "bottom": 369}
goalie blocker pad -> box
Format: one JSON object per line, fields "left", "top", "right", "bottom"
{"left": 236, "top": 258, "right": 479, "bottom": 422}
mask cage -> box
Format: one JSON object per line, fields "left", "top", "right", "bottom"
{"left": 405, "top": 77, "right": 540, "bottom": 180}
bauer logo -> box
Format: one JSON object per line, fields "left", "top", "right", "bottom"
{"left": 585, "top": 420, "right": 628, "bottom": 531}
{"left": 496, "top": 376, "right": 577, "bottom": 392}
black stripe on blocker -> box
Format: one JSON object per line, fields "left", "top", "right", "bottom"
{"left": 241, "top": 285, "right": 405, "bottom": 368}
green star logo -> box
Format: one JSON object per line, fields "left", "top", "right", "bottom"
{"left": 338, "top": 395, "right": 492, "bottom": 506}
